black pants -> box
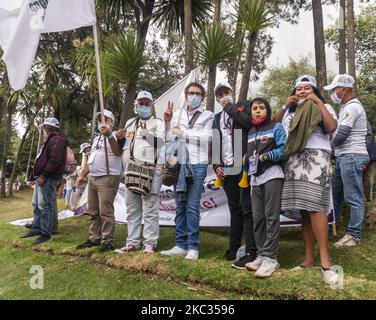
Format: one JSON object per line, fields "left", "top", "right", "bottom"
{"left": 223, "top": 174, "right": 257, "bottom": 254}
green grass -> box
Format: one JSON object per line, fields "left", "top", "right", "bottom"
{"left": 1, "top": 189, "right": 376, "bottom": 299}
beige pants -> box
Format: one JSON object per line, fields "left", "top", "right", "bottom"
{"left": 88, "top": 175, "right": 121, "bottom": 244}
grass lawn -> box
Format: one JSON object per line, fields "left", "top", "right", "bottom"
{"left": 1, "top": 188, "right": 376, "bottom": 300}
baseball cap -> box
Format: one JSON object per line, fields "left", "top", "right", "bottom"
{"left": 295, "top": 75, "right": 317, "bottom": 88}
{"left": 324, "top": 74, "right": 355, "bottom": 91}
{"left": 214, "top": 83, "right": 233, "bottom": 96}
{"left": 136, "top": 91, "right": 153, "bottom": 102}
{"left": 39, "top": 117, "right": 59, "bottom": 128}
{"left": 79, "top": 143, "right": 91, "bottom": 153}
{"left": 95, "top": 109, "right": 115, "bottom": 122}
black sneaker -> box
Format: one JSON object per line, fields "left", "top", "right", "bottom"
{"left": 222, "top": 249, "right": 237, "bottom": 261}
{"left": 232, "top": 253, "right": 257, "bottom": 270}
{"left": 32, "top": 234, "right": 51, "bottom": 245}
{"left": 76, "top": 239, "right": 100, "bottom": 250}
{"left": 20, "top": 231, "right": 40, "bottom": 239}
{"left": 24, "top": 223, "right": 33, "bottom": 229}
{"left": 99, "top": 242, "right": 115, "bottom": 253}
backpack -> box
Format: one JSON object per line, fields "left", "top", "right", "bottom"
{"left": 65, "top": 146, "right": 77, "bottom": 174}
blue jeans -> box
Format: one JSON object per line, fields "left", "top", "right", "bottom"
{"left": 332, "top": 154, "right": 369, "bottom": 240}
{"left": 32, "top": 177, "right": 59, "bottom": 236}
{"left": 174, "top": 164, "right": 208, "bottom": 250}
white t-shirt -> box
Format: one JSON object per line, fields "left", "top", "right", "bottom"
{"left": 282, "top": 103, "right": 337, "bottom": 152}
{"left": 250, "top": 164, "right": 284, "bottom": 186}
{"left": 89, "top": 132, "right": 122, "bottom": 177}
{"left": 334, "top": 99, "right": 368, "bottom": 156}
{"left": 220, "top": 111, "right": 234, "bottom": 166}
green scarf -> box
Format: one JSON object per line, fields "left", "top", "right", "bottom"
{"left": 284, "top": 100, "right": 323, "bottom": 157}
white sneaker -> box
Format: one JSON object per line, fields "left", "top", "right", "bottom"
{"left": 143, "top": 244, "right": 157, "bottom": 254}
{"left": 333, "top": 234, "right": 360, "bottom": 248}
{"left": 255, "top": 257, "right": 280, "bottom": 278}
{"left": 185, "top": 249, "right": 199, "bottom": 260}
{"left": 322, "top": 267, "right": 339, "bottom": 286}
{"left": 160, "top": 246, "right": 187, "bottom": 256}
{"left": 245, "top": 255, "right": 264, "bottom": 271}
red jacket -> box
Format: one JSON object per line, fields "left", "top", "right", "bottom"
{"left": 33, "top": 132, "right": 68, "bottom": 179}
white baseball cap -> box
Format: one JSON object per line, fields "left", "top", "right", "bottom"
{"left": 324, "top": 74, "right": 355, "bottom": 91}
{"left": 79, "top": 143, "right": 91, "bottom": 153}
{"left": 95, "top": 109, "right": 115, "bottom": 122}
{"left": 39, "top": 116, "right": 60, "bottom": 128}
{"left": 136, "top": 91, "right": 153, "bottom": 102}
{"left": 214, "top": 83, "right": 233, "bottom": 96}
{"left": 295, "top": 75, "right": 317, "bottom": 88}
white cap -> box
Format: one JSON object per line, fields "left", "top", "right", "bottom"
{"left": 39, "top": 116, "right": 60, "bottom": 128}
{"left": 95, "top": 109, "right": 115, "bottom": 122}
{"left": 136, "top": 91, "right": 153, "bottom": 102}
{"left": 295, "top": 75, "right": 317, "bottom": 88}
{"left": 324, "top": 74, "right": 355, "bottom": 91}
{"left": 79, "top": 143, "right": 91, "bottom": 153}
{"left": 214, "top": 83, "right": 233, "bottom": 96}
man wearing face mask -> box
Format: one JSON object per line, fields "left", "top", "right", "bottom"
{"left": 76, "top": 109, "right": 124, "bottom": 253}
{"left": 161, "top": 82, "right": 214, "bottom": 261}
{"left": 20, "top": 117, "right": 68, "bottom": 245}
{"left": 324, "top": 74, "right": 369, "bottom": 247}
{"left": 115, "top": 91, "right": 164, "bottom": 254}
{"left": 212, "top": 83, "right": 258, "bottom": 269}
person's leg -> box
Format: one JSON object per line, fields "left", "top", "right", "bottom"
{"left": 65, "top": 188, "right": 72, "bottom": 209}
{"left": 31, "top": 184, "right": 42, "bottom": 233}
{"left": 70, "top": 186, "right": 79, "bottom": 210}
{"left": 174, "top": 187, "right": 188, "bottom": 250}
{"left": 125, "top": 188, "right": 143, "bottom": 248}
{"left": 52, "top": 197, "right": 58, "bottom": 233}
{"left": 142, "top": 193, "right": 160, "bottom": 247}
{"left": 223, "top": 174, "right": 243, "bottom": 252}
{"left": 301, "top": 211, "right": 315, "bottom": 267}
{"left": 261, "top": 179, "right": 282, "bottom": 260}
{"left": 97, "top": 176, "right": 120, "bottom": 245}
{"left": 241, "top": 186, "right": 257, "bottom": 255}
{"left": 39, "top": 178, "right": 58, "bottom": 237}
{"left": 332, "top": 160, "right": 344, "bottom": 226}
{"left": 250, "top": 185, "right": 266, "bottom": 257}
{"left": 185, "top": 164, "right": 208, "bottom": 251}
{"left": 309, "top": 212, "right": 331, "bottom": 269}
{"left": 88, "top": 177, "right": 102, "bottom": 244}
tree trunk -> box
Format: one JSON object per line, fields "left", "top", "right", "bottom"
{"left": 184, "top": 0, "right": 194, "bottom": 75}
{"left": 119, "top": 84, "right": 138, "bottom": 128}
{"left": 312, "top": 0, "right": 327, "bottom": 92}
{"left": 339, "top": 0, "right": 347, "bottom": 74}
{"left": 347, "top": 0, "right": 357, "bottom": 94}
{"left": 8, "top": 120, "right": 34, "bottom": 197}
{"left": 0, "top": 102, "right": 14, "bottom": 198}
{"left": 214, "top": 0, "right": 221, "bottom": 23}
{"left": 206, "top": 66, "right": 216, "bottom": 112}
{"left": 238, "top": 31, "right": 257, "bottom": 101}
{"left": 0, "top": 71, "right": 8, "bottom": 125}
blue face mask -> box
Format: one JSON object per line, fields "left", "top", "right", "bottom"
{"left": 187, "top": 95, "right": 202, "bottom": 109}
{"left": 137, "top": 105, "right": 152, "bottom": 119}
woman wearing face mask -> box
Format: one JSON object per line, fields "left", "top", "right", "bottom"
{"left": 275, "top": 75, "right": 339, "bottom": 286}
{"left": 161, "top": 82, "right": 214, "bottom": 260}
{"left": 115, "top": 91, "right": 165, "bottom": 254}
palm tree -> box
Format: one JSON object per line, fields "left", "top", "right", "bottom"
{"left": 195, "top": 24, "right": 235, "bottom": 111}
{"left": 347, "top": 0, "right": 357, "bottom": 93}
{"left": 238, "top": 0, "right": 274, "bottom": 100}
{"left": 312, "top": 0, "right": 327, "bottom": 92}
{"left": 339, "top": 0, "right": 347, "bottom": 74}
{"left": 184, "top": 0, "right": 194, "bottom": 74}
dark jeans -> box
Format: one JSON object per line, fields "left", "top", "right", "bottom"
{"left": 32, "top": 178, "right": 59, "bottom": 236}
{"left": 223, "top": 174, "right": 257, "bottom": 254}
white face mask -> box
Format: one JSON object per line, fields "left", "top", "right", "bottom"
{"left": 331, "top": 88, "right": 344, "bottom": 104}
{"left": 219, "top": 95, "right": 234, "bottom": 107}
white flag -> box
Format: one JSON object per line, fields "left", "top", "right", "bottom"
{"left": 0, "top": 0, "right": 96, "bottom": 91}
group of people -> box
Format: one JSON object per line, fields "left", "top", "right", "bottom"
{"left": 20, "top": 73, "right": 372, "bottom": 287}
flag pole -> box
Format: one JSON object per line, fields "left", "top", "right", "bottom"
{"left": 93, "top": 24, "right": 105, "bottom": 122}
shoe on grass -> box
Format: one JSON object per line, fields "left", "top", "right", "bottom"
{"left": 76, "top": 239, "right": 100, "bottom": 250}
{"left": 160, "top": 246, "right": 187, "bottom": 256}
{"left": 255, "top": 257, "right": 280, "bottom": 278}
{"left": 333, "top": 234, "right": 360, "bottom": 248}
{"left": 32, "top": 234, "right": 51, "bottom": 245}
{"left": 245, "top": 255, "right": 264, "bottom": 271}
{"left": 24, "top": 223, "right": 33, "bottom": 229}
{"left": 143, "top": 244, "right": 157, "bottom": 254}
{"left": 322, "top": 267, "right": 339, "bottom": 286}
{"left": 98, "top": 242, "right": 115, "bottom": 253}
{"left": 20, "top": 231, "right": 40, "bottom": 239}
{"left": 115, "top": 245, "right": 140, "bottom": 254}
{"left": 222, "top": 249, "right": 237, "bottom": 261}
{"left": 232, "top": 253, "right": 256, "bottom": 270}
{"left": 185, "top": 249, "right": 199, "bottom": 260}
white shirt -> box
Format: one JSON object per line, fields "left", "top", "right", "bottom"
{"left": 282, "top": 103, "right": 337, "bottom": 152}
{"left": 334, "top": 98, "right": 368, "bottom": 156}
{"left": 124, "top": 116, "right": 164, "bottom": 164}
{"left": 250, "top": 164, "right": 284, "bottom": 186}
{"left": 166, "top": 106, "right": 214, "bottom": 164}
{"left": 88, "top": 132, "right": 122, "bottom": 177}
{"left": 220, "top": 111, "right": 234, "bottom": 166}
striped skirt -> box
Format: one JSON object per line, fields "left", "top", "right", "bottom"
{"left": 281, "top": 148, "right": 332, "bottom": 217}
